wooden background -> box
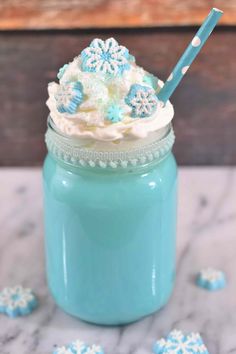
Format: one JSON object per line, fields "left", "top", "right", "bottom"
{"left": 0, "top": 0, "right": 235, "bottom": 29}
{"left": 0, "top": 0, "right": 235, "bottom": 166}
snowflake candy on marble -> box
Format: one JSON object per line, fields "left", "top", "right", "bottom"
{"left": 57, "top": 63, "right": 69, "bottom": 80}
{"left": 53, "top": 346, "right": 74, "bottom": 354}
{"left": 53, "top": 340, "right": 104, "bottom": 354}
{"left": 196, "top": 268, "right": 226, "bottom": 291}
{"left": 54, "top": 340, "right": 86, "bottom": 354}
{"left": 69, "top": 340, "right": 87, "bottom": 353}
{"left": 153, "top": 329, "right": 209, "bottom": 354}
{"left": 55, "top": 81, "right": 84, "bottom": 114}
{"left": 84, "top": 345, "right": 104, "bottom": 354}
{"left": 125, "top": 84, "right": 159, "bottom": 118}
{"left": 0, "top": 285, "right": 37, "bottom": 318}
{"left": 81, "top": 37, "right": 130, "bottom": 76}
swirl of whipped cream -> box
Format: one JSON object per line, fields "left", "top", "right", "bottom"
{"left": 46, "top": 39, "right": 174, "bottom": 142}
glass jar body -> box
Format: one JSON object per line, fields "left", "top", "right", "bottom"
{"left": 43, "top": 151, "right": 177, "bottom": 325}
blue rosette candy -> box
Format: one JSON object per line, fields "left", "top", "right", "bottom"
{"left": 196, "top": 268, "right": 226, "bottom": 291}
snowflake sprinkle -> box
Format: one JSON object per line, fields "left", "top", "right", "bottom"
{"left": 125, "top": 84, "right": 158, "bottom": 118}
{"left": 53, "top": 340, "right": 104, "bottom": 354}
{"left": 55, "top": 81, "right": 84, "bottom": 114}
{"left": 0, "top": 286, "right": 37, "bottom": 318}
{"left": 81, "top": 37, "right": 130, "bottom": 76}
{"left": 196, "top": 268, "right": 226, "bottom": 291}
{"left": 106, "top": 104, "right": 123, "bottom": 123}
{"left": 153, "top": 329, "right": 209, "bottom": 354}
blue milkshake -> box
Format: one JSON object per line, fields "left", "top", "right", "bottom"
{"left": 44, "top": 38, "right": 177, "bottom": 325}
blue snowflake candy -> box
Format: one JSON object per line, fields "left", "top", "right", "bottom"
{"left": 55, "top": 82, "right": 84, "bottom": 114}
{"left": 153, "top": 329, "right": 209, "bottom": 354}
{"left": 81, "top": 38, "right": 130, "bottom": 76}
{"left": 196, "top": 268, "right": 226, "bottom": 291}
{"left": 106, "top": 104, "right": 123, "bottom": 123}
{"left": 53, "top": 340, "right": 104, "bottom": 354}
{"left": 0, "top": 286, "right": 37, "bottom": 318}
{"left": 57, "top": 63, "right": 69, "bottom": 80}
{"left": 125, "top": 84, "right": 158, "bottom": 118}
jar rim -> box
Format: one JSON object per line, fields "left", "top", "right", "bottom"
{"left": 45, "top": 117, "right": 175, "bottom": 170}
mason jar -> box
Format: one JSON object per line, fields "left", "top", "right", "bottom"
{"left": 43, "top": 118, "right": 177, "bottom": 325}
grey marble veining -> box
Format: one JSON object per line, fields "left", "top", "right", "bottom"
{"left": 0, "top": 167, "right": 236, "bottom": 354}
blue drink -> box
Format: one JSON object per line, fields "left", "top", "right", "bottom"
{"left": 43, "top": 122, "right": 177, "bottom": 325}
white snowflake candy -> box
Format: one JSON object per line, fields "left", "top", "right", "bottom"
{"left": 84, "top": 345, "right": 103, "bottom": 354}
{"left": 81, "top": 37, "right": 130, "bottom": 76}
{"left": 196, "top": 268, "right": 226, "bottom": 291}
{"left": 70, "top": 340, "right": 86, "bottom": 353}
{"left": 0, "top": 285, "right": 37, "bottom": 318}
{"left": 153, "top": 329, "right": 209, "bottom": 354}
{"left": 53, "top": 346, "right": 74, "bottom": 354}
{"left": 54, "top": 340, "right": 104, "bottom": 354}
{"left": 125, "top": 84, "right": 159, "bottom": 118}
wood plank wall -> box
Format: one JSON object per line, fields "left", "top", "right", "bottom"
{"left": 0, "top": 0, "right": 235, "bottom": 29}
{"left": 0, "top": 1, "right": 235, "bottom": 166}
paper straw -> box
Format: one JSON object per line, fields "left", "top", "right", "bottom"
{"left": 157, "top": 8, "right": 223, "bottom": 104}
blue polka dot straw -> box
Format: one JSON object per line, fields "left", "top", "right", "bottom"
{"left": 157, "top": 8, "right": 223, "bottom": 105}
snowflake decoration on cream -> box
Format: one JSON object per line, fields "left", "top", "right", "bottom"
{"left": 106, "top": 103, "right": 123, "bottom": 123}
{"left": 196, "top": 268, "right": 226, "bottom": 291}
{"left": 153, "top": 329, "right": 209, "bottom": 354}
{"left": 81, "top": 38, "right": 130, "bottom": 76}
{"left": 57, "top": 63, "right": 69, "bottom": 80}
{"left": 0, "top": 286, "right": 37, "bottom": 318}
{"left": 55, "top": 82, "right": 84, "bottom": 114}
{"left": 125, "top": 84, "right": 158, "bottom": 118}
{"left": 53, "top": 340, "right": 104, "bottom": 354}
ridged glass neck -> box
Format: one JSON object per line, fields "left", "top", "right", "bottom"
{"left": 45, "top": 122, "right": 175, "bottom": 170}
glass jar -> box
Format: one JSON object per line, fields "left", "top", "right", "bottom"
{"left": 43, "top": 119, "right": 177, "bottom": 325}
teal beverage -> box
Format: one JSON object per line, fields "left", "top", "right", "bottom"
{"left": 43, "top": 123, "right": 177, "bottom": 325}
{"left": 44, "top": 37, "right": 178, "bottom": 325}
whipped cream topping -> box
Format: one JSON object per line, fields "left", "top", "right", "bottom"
{"left": 46, "top": 38, "right": 174, "bottom": 142}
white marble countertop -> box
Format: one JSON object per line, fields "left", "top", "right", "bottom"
{"left": 0, "top": 167, "right": 236, "bottom": 354}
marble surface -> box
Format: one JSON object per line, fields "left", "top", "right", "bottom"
{"left": 0, "top": 167, "right": 236, "bottom": 354}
